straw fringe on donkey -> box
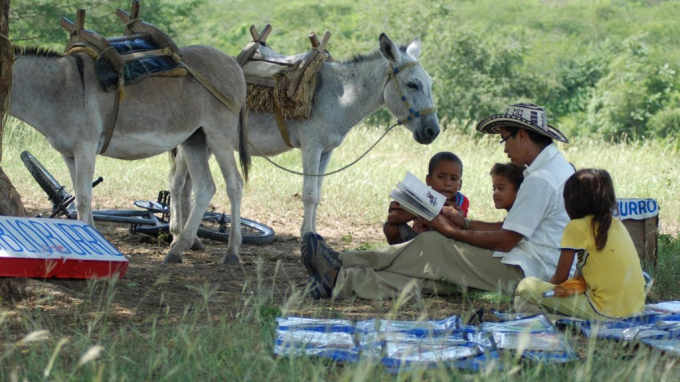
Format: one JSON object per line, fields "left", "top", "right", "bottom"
{"left": 173, "top": 33, "right": 441, "bottom": 248}
{"left": 9, "top": 45, "right": 250, "bottom": 264}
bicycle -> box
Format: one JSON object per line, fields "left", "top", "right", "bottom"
{"left": 20, "top": 150, "right": 275, "bottom": 245}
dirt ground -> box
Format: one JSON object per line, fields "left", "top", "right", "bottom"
{"left": 1, "top": 209, "right": 509, "bottom": 333}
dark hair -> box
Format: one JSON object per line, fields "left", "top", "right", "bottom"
{"left": 504, "top": 126, "right": 553, "bottom": 147}
{"left": 490, "top": 162, "right": 525, "bottom": 191}
{"left": 428, "top": 152, "right": 463, "bottom": 176}
{"left": 563, "top": 169, "right": 618, "bottom": 251}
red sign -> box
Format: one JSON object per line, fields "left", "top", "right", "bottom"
{"left": 0, "top": 217, "right": 128, "bottom": 279}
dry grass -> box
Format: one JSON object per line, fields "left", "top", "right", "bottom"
{"left": 6, "top": 118, "right": 677, "bottom": 236}
{"left": 2, "top": 118, "right": 680, "bottom": 380}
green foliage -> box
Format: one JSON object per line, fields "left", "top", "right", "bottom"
{"left": 7, "top": 0, "right": 680, "bottom": 139}
{"left": 541, "top": 41, "right": 616, "bottom": 122}
{"left": 10, "top": 0, "right": 206, "bottom": 48}
{"left": 649, "top": 107, "right": 680, "bottom": 138}
{"left": 584, "top": 35, "right": 679, "bottom": 140}
{"left": 649, "top": 233, "right": 680, "bottom": 297}
{"left": 427, "top": 26, "right": 535, "bottom": 131}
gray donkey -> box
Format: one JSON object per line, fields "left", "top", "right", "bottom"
{"left": 10, "top": 45, "right": 249, "bottom": 264}
{"left": 171, "top": 33, "right": 440, "bottom": 256}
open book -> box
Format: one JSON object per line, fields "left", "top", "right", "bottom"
{"left": 389, "top": 172, "right": 446, "bottom": 221}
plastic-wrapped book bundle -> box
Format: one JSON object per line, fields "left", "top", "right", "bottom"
{"left": 273, "top": 314, "right": 579, "bottom": 370}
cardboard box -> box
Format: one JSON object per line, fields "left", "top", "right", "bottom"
{"left": 615, "top": 198, "right": 659, "bottom": 265}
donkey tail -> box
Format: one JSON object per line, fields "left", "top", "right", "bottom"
{"left": 238, "top": 106, "right": 252, "bottom": 182}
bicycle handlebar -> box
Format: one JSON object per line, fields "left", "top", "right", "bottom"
{"left": 48, "top": 176, "right": 104, "bottom": 219}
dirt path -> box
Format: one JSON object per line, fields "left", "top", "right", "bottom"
{"left": 1, "top": 212, "right": 511, "bottom": 332}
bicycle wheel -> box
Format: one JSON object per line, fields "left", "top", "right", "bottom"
{"left": 198, "top": 213, "right": 276, "bottom": 245}
{"left": 134, "top": 214, "right": 276, "bottom": 245}
{"left": 20, "top": 151, "right": 72, "bottom": 210}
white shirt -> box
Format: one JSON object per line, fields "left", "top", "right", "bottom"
{"left": 495, "top": 143, "right": 575, "bottom": 280}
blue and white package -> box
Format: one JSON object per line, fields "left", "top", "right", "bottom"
{"left": 643, "top": 338, "right": 680, "bottom": 356}
{"left": 273, "top": 314, "right": 578, "bottom": 369}
{"left": 558, "top": 313, "right": 680, "bottom": 341}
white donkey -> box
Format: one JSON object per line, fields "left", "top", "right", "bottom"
{"left": 172, "top": 33, "right": 440, "bottom": 252}
{"left": 10, "top": 45, "right": 249, "bottom": 264}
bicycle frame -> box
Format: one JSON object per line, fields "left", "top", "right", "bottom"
{"left": 92, "top": 209, "right": 164, "bottom": 227}
{"left": 22, "top": 150, "right": 275, "bottom": 245}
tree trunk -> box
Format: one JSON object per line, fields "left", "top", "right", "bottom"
{"left": 0, "top": 0, "right": 9, "bottom": 162}
{"left": 0, "top": 167, "right": 25, "bottom": 215}
{"left": 0, "top": 0, "right": 28, "bottom": 301}
{"left": 0, "top": 0, "right": 24, "bottom": 216}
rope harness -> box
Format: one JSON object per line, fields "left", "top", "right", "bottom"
{"left": 66, "top": 17, "right": 241, "bottom": 155}
{"left": 388, "top": 61, "right": 437, "bottom": 125}
{"left": 251, "top": 60, "right": 437, "bottom": 177}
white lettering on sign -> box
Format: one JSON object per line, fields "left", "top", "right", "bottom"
{"left": 613, "top": 198, "right": 659, "bottom": 221}
{"left": 0, "top": 216, "right": 125, "bottom": 261}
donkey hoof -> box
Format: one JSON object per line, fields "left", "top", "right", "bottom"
{"left": 222, "top": 254, "right": 240, "bottom": 264}
{"left": 163, "top": 253, "right": 183, "bottom": 264}
{"left": 191, "top": 237, "right": 205, "bottom": 251}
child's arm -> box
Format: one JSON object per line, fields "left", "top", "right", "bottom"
{"left": 549, "top": 249, "right": 576, "bottom": 285}
{"left": 386, "top": 201, "right": 417, "bottom": 224}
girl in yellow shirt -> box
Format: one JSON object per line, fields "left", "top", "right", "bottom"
{"left": 515, "top": 169, "right": 646, "bottom": 320}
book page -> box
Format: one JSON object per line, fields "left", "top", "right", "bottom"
{"left": 389, "top": 172, "right": 446, "bottom": 221}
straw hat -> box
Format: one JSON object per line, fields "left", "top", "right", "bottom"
{"left": 476, "top": 103, "right": 569, "bottom": 143}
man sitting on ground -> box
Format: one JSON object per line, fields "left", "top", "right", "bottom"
{"left": 302, "top": 103, "right": 575, "bottom": 300}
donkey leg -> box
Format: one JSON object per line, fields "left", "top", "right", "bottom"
{"left": 311, "top": 150, "right": 334, "bottom": 233}
{"left": 61, "top": 154, "right": 77, "bottom": 216}
{"left": 61, "top": 154, "right": 77, "bottom": 189}
{"left": 168, "top": 149, "right": 204, "bottom": 252}
{"left": 210, "top": 148, "right": 244, "bottom": 264}
{"left": 71, "top": 147, "right": 98, "bottom": 226}
{"left": 167, "top": 148, "right": 189, "bottom": 263}
{"left": 164, "top": 141, "right": 214, "bottom": 263}
{"left": 182, "top": 175, "right": 206, "bottom": 251}
{"left": 300, "top": 146, "right": 323, "bottom": 235}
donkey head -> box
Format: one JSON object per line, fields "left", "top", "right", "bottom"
{"left": 379, "top": 34, "right": 440, "bottom": 144}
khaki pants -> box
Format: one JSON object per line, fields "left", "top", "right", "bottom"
{"left": 515, "top": 277, "right": 611, "bottom": 321}
{"left": 334, "top": 231, "right": 524, "bottom": 300}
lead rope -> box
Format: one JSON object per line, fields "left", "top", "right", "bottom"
{"left": 248, "top": 60, "right": 435, "bottom": 177}
{"left": 248, "top": 121, "right": 399, "bottom": 177}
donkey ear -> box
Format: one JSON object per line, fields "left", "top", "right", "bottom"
{"left": 379, "top": 33, "right": 401, "bottom": 63}
{"left": 406, "top": 37, "right": 421, "bottom": 60}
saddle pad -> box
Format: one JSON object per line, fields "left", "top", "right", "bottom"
{"left": 242, "top": 46, "right": 310, "bottom": 82}
{"left": 95, "top": 38, "right": 184, "bottom": 92}
{"left": 242, "top": 60, "right": 290, "bottom": 80}
{"left": 253, "top": 45, "right": 308, "bottom": 65}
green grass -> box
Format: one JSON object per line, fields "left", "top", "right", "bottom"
{"left": 2, "top": 271, "right": 680, "bottom": 380}
{"left": 3, "top": 118, "right": 680, "bottom": 379}
{"left": 7, "top": 117, "right": 677, "bottom": 235}
{"left": 5, "top": 0, "right": 680, "bottom": 377}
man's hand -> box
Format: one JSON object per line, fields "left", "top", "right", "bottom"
{"left": 423, "top": 213, "right": 459, "bottom": 237}
{"left": 441, "top": 205, "right": 465, "bottom": 228}
{"left": 423, "top": 212, "right": 524, "bottom": 252}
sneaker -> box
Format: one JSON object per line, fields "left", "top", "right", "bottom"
{"left": 301, "top": 232, "right": 340, "bottom": 275}
{"left": 301, "top": 232, "right": 340, "bottom": 298}
{"left": 306, "top": 275, "right": 331, "bottom": 300}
